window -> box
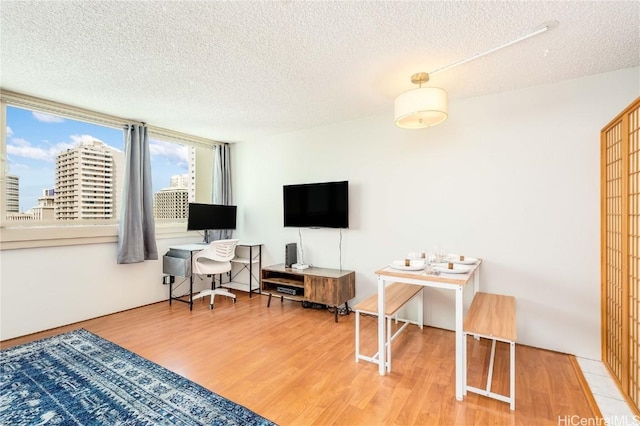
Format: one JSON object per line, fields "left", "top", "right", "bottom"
{"left": 149, "top": 138, "right": 192, "bottom": 224}
{"left": 4, "top": 106, "right": 124, "bottom": 224}
{"left": 1, "top": 91, "right": 218, "bottom": 247}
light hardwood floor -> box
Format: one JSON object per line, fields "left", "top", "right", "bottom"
{"left": 2, "top": 292, "right": 599, "bottom": 425}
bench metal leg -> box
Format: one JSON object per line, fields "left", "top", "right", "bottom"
{"left": 355, "top": 310, "right": 360, "bottom": 362}
{"left": 354, "top": 310, "right": 414, "bottom": 372}
{"left": 355, "top": 284, "right": 424, "bottom": 373}
{"left": 510, "top": 341, "right": 516, "bottom": 410}
{"left": 387, "top": 316, "right": 392, "bottom": 373}
{"left": 463, "top": 332, "right": 468, "bottom": 396}
{"left": 464, "top": 335, "right": 516, "bottom": 410}
{"left": 486, "top": 339, "right": 497, "bottom": 393}
{"left": 377, "top": 276, "right": 386, "bottom": 376}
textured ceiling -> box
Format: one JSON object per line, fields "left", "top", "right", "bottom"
{"left": 1, "top": 1, "right": 638, "bottom": 142}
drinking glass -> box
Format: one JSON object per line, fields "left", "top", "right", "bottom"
{"left": 433, "top": 246, "right": 445, "bottom": 263}
{"left": 441, "top": 247, "right": 448, "bottom": 262}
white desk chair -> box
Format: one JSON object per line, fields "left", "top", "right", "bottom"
{"left": 191, "top": 239, "right": 239, "bottom": 309}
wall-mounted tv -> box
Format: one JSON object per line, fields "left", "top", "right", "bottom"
{"left": 187, "top": 203, "right": 237, "bottom": 231}
{"left": 283, "top": 181, "right": 349, "bottom": 228}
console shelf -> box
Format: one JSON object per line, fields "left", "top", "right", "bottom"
{"left": 262, "top": 277, "right": 305, "bottom": 288}
{"left": 261, "top": 264, "right": 355, "bottom": 322}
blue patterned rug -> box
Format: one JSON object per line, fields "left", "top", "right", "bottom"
{"left": 0, "top": 329, "right": 276, "bottom": 425}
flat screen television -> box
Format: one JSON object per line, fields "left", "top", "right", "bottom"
{"left": 283, "top": 181, "right": 349, "bottom": 228}
{"left": 187, "top": 203, "right": 237, "bottom": 231}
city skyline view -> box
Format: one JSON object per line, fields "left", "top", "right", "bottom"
{"left": 5, "top": 106, "right": 189, "bottom": 212}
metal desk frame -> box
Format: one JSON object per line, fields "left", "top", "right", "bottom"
{"left": 167, "top": 242, "right": 263, "bottom": 310}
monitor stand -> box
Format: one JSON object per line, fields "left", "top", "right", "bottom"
{"left": 203, "top": 229, "right": 233, "bottom": 244}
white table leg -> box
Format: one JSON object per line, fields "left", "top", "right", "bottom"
{"left": 473, "top": 266, "right": 480, "bottom": 294}
{"left": 418, "top": 288, "right": 424, "bottom": 330}
{"left": 377, "top": 275, "right": 386, "bottom": 376}
{"left": 455, "top": 285, "right": 464, "bottom": 400}
{"left": 473, "top": 268, "right": 481, "bottom": 345}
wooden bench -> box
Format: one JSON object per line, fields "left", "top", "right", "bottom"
{"left": 354, "top": 282, "right": 423, "bottom": 373}
{"left": 463, "top": 292, "right": 517, "bottom": 410}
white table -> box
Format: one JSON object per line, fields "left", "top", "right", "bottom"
{"left": 374, "top": 260, "right": 481, "bottom": 400}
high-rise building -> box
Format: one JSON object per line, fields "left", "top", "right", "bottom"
{"left": 154, "top": 187, "right": 189, "bottom": 219}
{"left": 31, "top": 188, "right": 55, "bottom": 221}
{"left": 5, "top": 188, "right": 55, "bottom": 222}
{"left": 154, "top": 172, "right": 191, "bottom": 219}
{"left": 5, "top": 211, "right": 35, "bottom": 221}
{"left": 6, "top": 174, "right": 19, "bottom": 213}
{"left": 55, "top": 140, "right": 123, "bottom": 220}
{"left": 170, "top": 174, "right": 189, "bottom": 188}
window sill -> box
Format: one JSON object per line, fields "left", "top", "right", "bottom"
{"left": 0, "top": 224, "right": 193, "bottom": 250}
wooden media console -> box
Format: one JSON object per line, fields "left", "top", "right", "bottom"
{"left": 261, "top": 264, "right": 355, "bottom": 322}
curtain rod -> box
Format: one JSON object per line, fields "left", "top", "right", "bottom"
{"left": 1, "top": 89, "right": 223, "bottom": 148}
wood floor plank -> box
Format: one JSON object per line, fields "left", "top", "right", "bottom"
{"left": 1, "top": 292, "right": 599, "bottom": 425}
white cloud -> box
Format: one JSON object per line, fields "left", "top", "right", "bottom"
{"left": 7, "top": 137, "right": 78, "bottom": 162}
{"left": 70, "top": 134, "right": 105, "bottom": 145}
{"left": 149, "top": 139, "right": 189, "bottom": 167}
{"left": 32, "top": 112, "right": 65, "bottom": 123}
{"left": 7, "top": 133, "right": 118, "bottom": 163}
{"left": 7, "top": 138, "right": 52, "bottom": 161}
{"left": 53, "top": 141, "right": 78, "bottom": 153}
{"left": 6, "top": 126, "right": 12, "bottom": 136}
{"left": 10, "top": 137, "right": 30, "bottom": 147}
{"left": 7, "top": 160, "right": 29, "bottom": 171}
{"left": 67, "top": 134, "right": 125, "bottom": 153}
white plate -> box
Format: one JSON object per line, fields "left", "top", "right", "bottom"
{"left": 389, "top": 260, "right": 425, "bottom": 271}
{"left": 433, "top": 264, "right": 473, "bottom": 274}
{"left": 446, "top": 254, "right": 479, "bottom": 265}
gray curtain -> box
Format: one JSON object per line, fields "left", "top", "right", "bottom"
{"left": 209, "top": 143, "right": 233, "bottom": 241}
{"left": 117, "top": 124, "right": 158, "bottom": 263}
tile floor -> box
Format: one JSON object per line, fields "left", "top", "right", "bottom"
{"left": 577, "top": 357, "right": 639, "bottom": 425}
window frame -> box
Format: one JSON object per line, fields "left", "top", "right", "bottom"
{"left": 0, "top": 90, "right": 219, "bottom": 250}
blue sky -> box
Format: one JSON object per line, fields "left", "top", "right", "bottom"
{"left": 6, "top": 106, "right": 188, "bottom": 211}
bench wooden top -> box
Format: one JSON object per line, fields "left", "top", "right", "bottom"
{"left": 354, "top": 282, "right": 423, "bottom": 316}
{"left": 463, "top": 292, "right": 516, "bottom": 342}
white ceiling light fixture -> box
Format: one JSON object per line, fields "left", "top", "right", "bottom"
{"left": 395, "top": 72, "right": 448, "bottom": 129}
{"left": 394, "top": 21, "right": 559, "bottom": 129}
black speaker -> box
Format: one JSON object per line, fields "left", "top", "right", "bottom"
{"left": 285, "top": 243, "right": 297, "bottom": 268}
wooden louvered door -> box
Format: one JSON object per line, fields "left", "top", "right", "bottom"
{"left": 601, "top": 97, "right": 640, "bottom": 414}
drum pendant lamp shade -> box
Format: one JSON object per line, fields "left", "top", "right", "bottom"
{"left": 394, "top": 87, "right": 448, "bottom": 129}
{"left": 393, "top": 22, "right": 557, "bottom": 129}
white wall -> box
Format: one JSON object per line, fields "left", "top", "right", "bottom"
{"left": 0, "top": 236, "right": 211, "bottom": 340}
{"left": 1, "top": 68, "right": 637, "bottom": 356}
{"left": 232, "top": 67, "right": 639, "bottom": 359}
